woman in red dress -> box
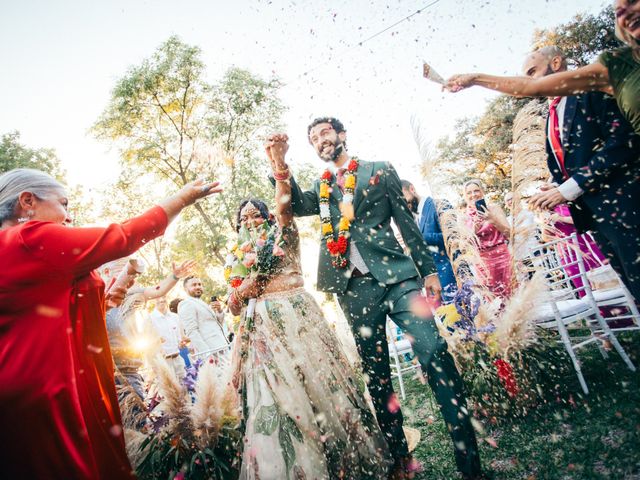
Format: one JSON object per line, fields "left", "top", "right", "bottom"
{"left": 0, "top": 168, "right": 221, "bottom": 479}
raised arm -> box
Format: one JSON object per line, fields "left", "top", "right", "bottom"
{"left": 484, "top": 204, "right": 511, "bottom": 237}
{"left": 444, "top": 62, "right": 612, "bottom": 97}
{"left": 141, "top": 260, "right": 196, "bottom": 301}
{"left": 265, "top": 134, "right": 294, "bottom": 228}
{"left": 20, "top": 179, "right": 222, "bottom": 276}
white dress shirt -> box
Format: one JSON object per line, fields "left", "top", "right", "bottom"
{"left": 150, "top": 309, "right": 183, "bottom": 356}
{"left": 548, "top": 96, "right": 584, "bottom": 202}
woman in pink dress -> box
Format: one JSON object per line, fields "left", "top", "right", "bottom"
{"left": 464, "top": 180, "right": 513, "bottom": 298}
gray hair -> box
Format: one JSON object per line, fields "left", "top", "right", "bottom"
{"left": 0, "top": 168, "right": 64, "bottom": 224}
{"left": 535, "top": 45, "right": 566, "bottom": 62}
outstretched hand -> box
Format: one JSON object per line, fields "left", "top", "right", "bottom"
{"left": 172, "top": 259, "right": 197, "bottom": 279}
{"left": 443, "top": 74, "right": 477, "bottom": 93}
{"left": 177, "top": 179, "right": 223, "bottom": 206}
{"left": 265, "top": 133, "right": 289, "bottom": 171}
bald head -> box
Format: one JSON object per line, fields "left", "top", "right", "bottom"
{"left": 522, "top": 46, "right": 568, "bottom": 78}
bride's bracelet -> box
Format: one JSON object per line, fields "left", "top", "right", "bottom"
{"left": 273, "top": 165, "right": 291, "bottom": 181}
{"left": 230, "top": 289, "right": 246, "bottom": 306}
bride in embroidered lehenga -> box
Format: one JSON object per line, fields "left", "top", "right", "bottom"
{"left": 226, "top": 144, "right": 391, "bottom": 480}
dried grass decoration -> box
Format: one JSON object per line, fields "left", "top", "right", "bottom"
{"left": 435, "top": 278, "right": 573, "bottom": 418}
{"left": 123, "top": 356, "right": 242, "bottom": 479}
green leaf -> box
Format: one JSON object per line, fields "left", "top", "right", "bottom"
{"left": 281, "top": 412, "right": 304, "bottom": 442}
{"left": 231, "top": 262, "right": 249, "bottom": 278}
{"left": 278, "top": 424, "right": 296, "bottom": 478}
{"left": 254, "top": 404, "right": 279, "bottom": 436}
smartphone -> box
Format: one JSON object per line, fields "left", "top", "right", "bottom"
{"left": 475, "top": 199, "right": 488, "bottom": 213}
{"left": 210, "top": 295, "right": 218, "bottom": 303}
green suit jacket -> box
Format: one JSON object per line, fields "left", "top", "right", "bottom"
{"left": 288, "top": 159, "right": 436, "bottom": 293}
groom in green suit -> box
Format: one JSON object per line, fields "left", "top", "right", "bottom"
{"left": 266, "top": 118, "right": 483, "bottom": 479}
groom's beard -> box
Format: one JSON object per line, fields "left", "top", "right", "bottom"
{"left": 318, "top": 139, "right": 345, "bottom": 163}
{"left": 407, "top": 197, "right": 419, "bottom": 213}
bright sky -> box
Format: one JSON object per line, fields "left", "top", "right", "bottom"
{"left": 1, "top": 0, "right": 607, "bottom": 197}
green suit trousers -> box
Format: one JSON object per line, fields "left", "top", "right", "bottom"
{"left": 337, "top": 275, "right": 481, "bottom": 476}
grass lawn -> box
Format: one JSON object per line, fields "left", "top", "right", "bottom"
{"left": 399, "top": 335, "right": 640, "bottom": 479}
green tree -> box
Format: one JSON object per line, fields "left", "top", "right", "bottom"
{"left": 0, "top": 131, "right": 65, "bottom": 179}
{"left": 93, "top": 36, "right": 287, "bottom": 265}
{"left": 532, "top": 6, "right": 619, "bottom": 66}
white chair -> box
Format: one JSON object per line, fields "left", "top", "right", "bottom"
{"left": 530, "top": 233, "right": 636, "bottom": 394}
{"left": 192, "top": 344, "right": 232, "bottom": 365}
{"left": 586, "top": 265, "right": 640, "bottom": 333}
{"left": 387, "top": 318, "right": 421, "bottom": 400}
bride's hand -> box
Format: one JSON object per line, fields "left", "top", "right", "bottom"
{"left": 236, "top": 275, "right": 266, "bottom": 300}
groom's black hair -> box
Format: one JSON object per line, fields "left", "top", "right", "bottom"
{"left": 236, "top": 198, "right": 273, "bottom": 232}
{"left": 307, "top": 117, "right": 346, "bottom": 140}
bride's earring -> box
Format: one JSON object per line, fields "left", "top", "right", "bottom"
{"left": 17, "top": 210, "right": 35, "bottom": 223}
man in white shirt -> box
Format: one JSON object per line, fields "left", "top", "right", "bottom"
{"left": 150, "top": 296, "right": 188, "bottom": 379}
{"left": 178, "top": 276, "right": 230, "bottom": 358}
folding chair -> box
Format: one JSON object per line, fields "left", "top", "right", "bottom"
{"left": 387, "top": 318, "right": 421, "bottom": 400}
{"left": 192, "top": 344, "right": 232, "bottom": 366}
{"left": 530, "top": 233, "right": 636, "bottom": 394}
{"left": 586, "top": 264, "right": 640, "bottom": 333}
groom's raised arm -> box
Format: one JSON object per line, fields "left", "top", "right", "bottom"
{"left": 383, "top": 163, "right": 436, "bottom": 277}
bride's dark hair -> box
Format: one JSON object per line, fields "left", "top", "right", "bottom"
{"left": 235, "top": 198, "right": 273, "bottom": 232}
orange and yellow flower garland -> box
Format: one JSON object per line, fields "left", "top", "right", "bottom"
{"left": 319, "top": 158, "right": 359, "bottom": 268}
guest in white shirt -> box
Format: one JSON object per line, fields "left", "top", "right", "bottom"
{"left": 178, "top": 277, "right": 230, "bottom": 358}
{"left": 150, "top": 296, "right": 189, "bottom": 379}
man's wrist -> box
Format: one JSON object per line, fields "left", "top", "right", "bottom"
{"left": 557, "top": 178, "right": 584, "bottom": 202}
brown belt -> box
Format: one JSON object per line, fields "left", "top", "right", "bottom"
{"left": 165, "top": 353, "right": 180, "bottom": 359}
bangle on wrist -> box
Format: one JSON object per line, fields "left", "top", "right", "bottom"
{"left": 172, "top": 273, "right": 179, "bottom": 281}
{"left": 273, "top": 168, "right": 291, "bottom": 182}
{"left": 231, "top": 289, "right": 245, "bottom": 305}
{"left": 273, "top": 162, "right": 289, "bottom": 174}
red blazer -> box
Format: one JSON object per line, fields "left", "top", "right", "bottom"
{"left": 0, "top": 206, "right": 167, "bottom": 479}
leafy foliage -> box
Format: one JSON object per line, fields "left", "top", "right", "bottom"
{"left": 402, "top": 335, "right": 640, "bottom": 479}
{"left": 459, "top": 330, "right": 574, "bottom": 419}
{"left": 93, "top": 36, "right": 294, "bottom": 272}
{"left": 0, "top": 131, "right": 65, "bottom": 179}
{"left": 137, "top": 421, "right": 241, "bottom": 480}
{"left": 532, "top": 6, "right": 620, "bottom": 66}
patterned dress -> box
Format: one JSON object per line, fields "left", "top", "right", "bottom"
{"left": 231, "top": 224, "right": 391, "bottom": 480}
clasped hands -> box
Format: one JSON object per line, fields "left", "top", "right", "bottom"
{"left": 528, "top": 183, "right": 566, "bottom": 211}
{"left": 265, "top": 133, "right": 289, "bottom": 171}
